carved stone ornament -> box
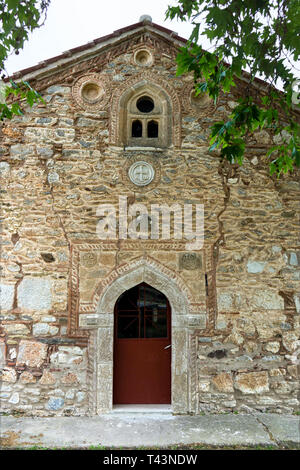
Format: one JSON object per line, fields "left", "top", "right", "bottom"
{"left": 81, "top": 252, "right": 98, "bottom": 268}
{"left": 72, "top": 74, "right": 110, "bottom": 110}
{"left": 179, "top": 252, "right": 202, "bottom": 270}
{"left": 190, "top": 90, "right": 213, "bottom": 109}
{"left": 133, "top": 48, "right": 154, "bottom": 67}
{"left": 128, "top": 161, "right": 155, "bottom": 186}
{"left": 182, "top": 84, "right": 216, "bottom": 115}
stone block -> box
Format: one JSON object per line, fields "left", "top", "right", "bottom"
{"left": 47, "top": 85, "right": 70, "bottom": 94}
{"left": 265, "top": 341, "right": 280, "bottom": 353}
{"left": 36, "top": 146, "right": 53, "bottom": 158}
{"left": 19, "top": 371, "right": 36, "bottom": 383}
{"left": 3, "top": 323, "right": 30, "bottom": 335}
{"left": 0, "top": 161, "right": 10, "bottom": 175}
{"left": 287, "top": 365, "right": 298, "bottom": 378}
{"left": 224, "top": 332, "right": 244, "bottom": 346}
{"left": 32, "top": 323, "right": 58, "bottom": 336}
{"left": 77, "top": 118, "right": 98, "bottom": 127}
{"left": 17, "top": 340, "right": 47, "bottom": 368}
{"left": 46, "top": 397, "right": 64, "bottom": 410}
{"left": 97, "top": 363, "right": 113, "bottom": 412}
{"left": 247, "top": 261, "right": 266, "bottom": 274}
{"left": 40, "top": 370, "right": 56, "bottom": 385}
{"left": 198, "top": 380, "right": 210, "bottom": 392}
{"left": 289, "top": 252, "right": 299, "bottom": 266}
{"left": 255, "top": 130, "right": 270, "bottom": 144}
{"left": 252, "top": 291, "right": 284, "bottom": 310}
{"left": 236, "top": 318, "right": 256, "bottom": 336}
{"left": 61, "top": 373, "right": 79, "bottom": 385}
{"left": 234, "top": 371, "right": 269, "bottom": 394}
{"left": 50, "top": 351, "right": 67, "bottom": 364}
{"left": 172, "top": 371, "right": 188, "bottom": 413}
{"left": 0, "top": 368, "right": 17, "bottom": 383}
{"left": 24, "top": 127, "right": 75, "bottom": 144}
{"left": 48, "top": 171, "right": 59, "bottom": 184}
{"left": 10, "top": 144, "right": 35, "bottom": 158}
{"left": 76, "top": 392, "right": 85, "bottom": 403}
{"left": 58, "top": 346, "right": 84, "bottom": 356}
{"left": 18, "top": 278, "right": 52, "bottom": 311}
{"left": 216, "top": 318, "right": 228, "bottom": 330}
{"left": 0, "top": 284, "right": 15, "bottom": 311}
{"left": 187, "top": 315, "right": 206, "bottom": 328}
{"left": 9, "top": 392, "right": 19, "bottom": 404}
{"left": 269, "top": 368, "right": 285, "bottom": 377}
{"left": 66, "top": 389, "right": 75, "bottom": 400}
{"left": 217, "top": 292, "right": 233, "bottom": 310}
{"left": 282, "top": 332, "right": 300, "bottom": 352}
{"left": 97, "top": 328, "right": 113, "bottom": 363}
{"left": 212, "top": 373, "right": 234, "bottom": 393}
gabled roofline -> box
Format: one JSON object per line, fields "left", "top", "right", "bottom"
{"left": 7, "top": 19, "right": 188, "bottom": 82}
{"left": 6, "top": 18, "right": 299, "bottom": 114}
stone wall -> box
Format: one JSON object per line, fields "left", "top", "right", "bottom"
{"left": 0, "top": 32, "right": 299, "bottom": 416}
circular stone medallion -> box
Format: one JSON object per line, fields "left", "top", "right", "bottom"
{"left": 72, "top": 74, "right": 110, "bottom": 110}
{"left": 134, "top": 48, "right": 153, "bottom": 67}
{"left": 128, "top": 161, "right": 155, "bottom": 186}
{"left": 181, "top": 84, "right": 216, "bottom": 115}
{"left": 190, "top": 90, "right": 212, "bottom": 108}
{"left": 81, "top": 82, "right": 104, "bottom": 103}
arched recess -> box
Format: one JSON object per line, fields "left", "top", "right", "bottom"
{"left": 113, "top": 282, "right": 171, "bottom": 405}
{"left": 89, "top": 260, "right": 190, "bottom": 415}
{"left": 109, "top": 72, "right": 181, "bottom": 148}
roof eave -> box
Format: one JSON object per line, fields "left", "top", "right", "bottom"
{"left": 7, "top": 20, "right": 187, "bottom": 82}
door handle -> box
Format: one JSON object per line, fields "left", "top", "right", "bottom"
{"left": 164, "top": 344, "right": 171, "bottom": 350}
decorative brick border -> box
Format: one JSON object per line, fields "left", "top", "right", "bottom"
{"left": 67, "top": 239, "right": 217, "bottom": 414}
{"left": 68, "top": 240, "right": 216, "bottom": 336}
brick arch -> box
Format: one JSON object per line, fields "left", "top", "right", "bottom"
{"left": 109, "top": 71, "right": 181, "bottom": 147}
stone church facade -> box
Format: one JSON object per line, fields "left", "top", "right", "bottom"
{"left": 0, "top": 17, "right": 299, "bottom": 416}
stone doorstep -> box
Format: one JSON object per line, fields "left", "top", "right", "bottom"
{"left": 110, "top": 404, "right": 172, "bottom": 414}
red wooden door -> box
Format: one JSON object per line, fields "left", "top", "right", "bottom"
{"left": 113, "top": 283, "right": 171, "bottom": 404}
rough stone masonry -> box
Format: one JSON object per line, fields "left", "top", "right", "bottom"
{"left": 0, "top": 17, "right": 299, "bottom": 417}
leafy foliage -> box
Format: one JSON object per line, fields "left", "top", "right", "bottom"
{"left": 0, "top": 0, "right": 50, "bottom": 120}
{"left": 166, "top": 0, "right": 300, "bottom": 176}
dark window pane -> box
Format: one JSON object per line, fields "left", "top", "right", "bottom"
{"left": 145, "top": 315, "right": 167, "bottom": 338}
{"left": 132, "top": 120, "right": 142, "bottom": 137}
{"left": 118, "top": 316, "right": 139, "bottom": 338}
{"left": 117, "top": 285, "right": 139, "bottom": 311}
{"left": 136, "top": 96, "right": 154, "bottom": 113}
{"left": 115, "top": 283, "right": 168, "bottom": 339}
{"left": 147, "top": 120, "right": 158, "bottom": 138}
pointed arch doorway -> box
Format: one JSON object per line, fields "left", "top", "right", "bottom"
{"left": 113, "top": 282, "right": 171, "bottom": 404}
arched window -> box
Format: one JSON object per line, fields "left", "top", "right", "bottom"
{"left": 132, "top": 120, "right": 142, "bottom": 137}
{"left": 118, "top": 84, "right": 172, "bottom": 148}
{"left": 115, "top": 283, "right": 170, "bottom": 339}
{"left": 147, "top": 120, "right": 158, "bottom": 138}
{"left": 128, "top": 95, "right": 161, "bottom": 143}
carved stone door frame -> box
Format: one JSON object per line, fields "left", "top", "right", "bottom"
{"left": 84, "top": 262, "right": 193, "bottom": 414}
